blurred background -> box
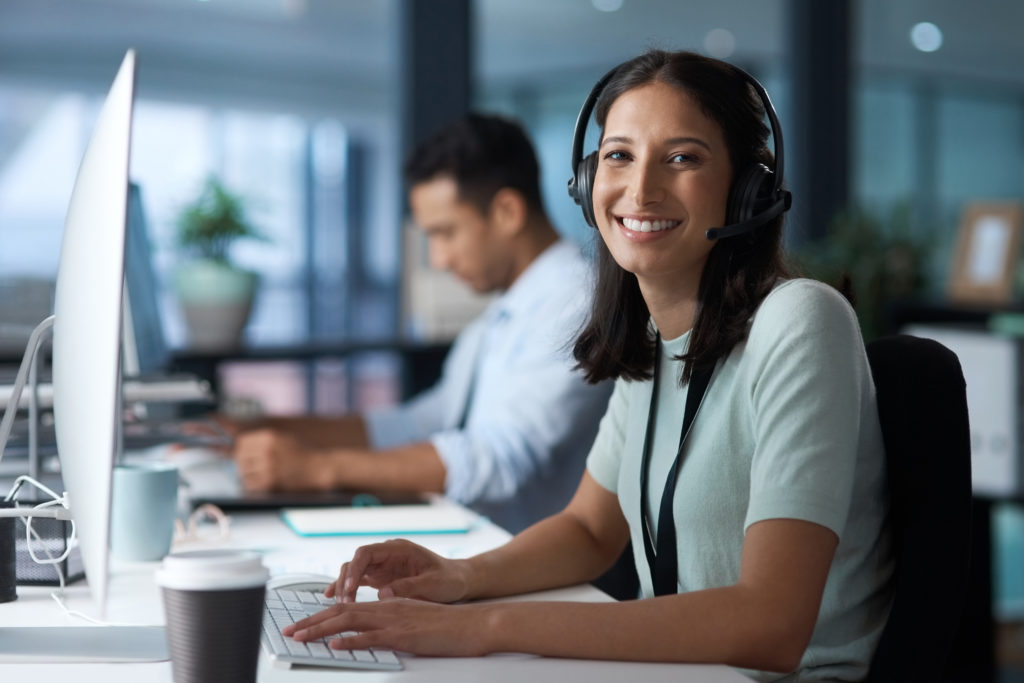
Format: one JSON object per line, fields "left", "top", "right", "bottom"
{"left": 1, "top": 1, "right": 1023, "bottom": 678}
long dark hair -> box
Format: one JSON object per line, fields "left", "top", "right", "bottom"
{"left": 573, "top": 50, "right": 792, "bottom": 385}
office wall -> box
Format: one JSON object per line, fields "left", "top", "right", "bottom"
{"left": 1, "top": 0, "right": 1023, "bottom": 366}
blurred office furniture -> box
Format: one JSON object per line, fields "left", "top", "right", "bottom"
{"left": 0, "top": 278, "right": 54, "bottom": 358}
{"left": 169, "top": 338, "right": 450, "bottom": 415}
{"left": 864, "top": 335, "right": 973, "bottom": 682}
{"left": 885, "top": 299, "right": 1024, "bottom": 681}
{"left": 900, "top": 325, "right": 1020, "bottom": 499}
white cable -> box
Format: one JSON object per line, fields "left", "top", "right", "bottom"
{"left": 18, "top": 515, "right": 68, "bottom": 590}
{"left": 1, "top": 476, "right": 72, "bottom": 520}
{"left": 5, "top": 474, "right": 62, "bottom": 503}
{"left": 0, "top": 315, "right": 55, "bottom": 465}
{"left": 0, "top": 507, "right": 70, "bottom": 519}
{"left": 24, "top": 499, "right": 75, "bottom": 565}
{"left": 49, "top": 588, "right": 137, "bottom": 628}
{"left": 3, "top": 474, "right": 76, "bottom": 584}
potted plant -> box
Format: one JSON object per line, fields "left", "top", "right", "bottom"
{"left": 173, "top": 175, "right": 265, "bottom": 350}
{"left": 793, "top": 202, "right": 930, "bottom": 341}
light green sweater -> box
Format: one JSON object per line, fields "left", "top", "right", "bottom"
{"left": 587, "top": 278, "right": 893, "bottom": 682}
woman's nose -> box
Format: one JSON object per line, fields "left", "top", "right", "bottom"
{"left": 629, "top": 162, "right": 664, "bottom": 206}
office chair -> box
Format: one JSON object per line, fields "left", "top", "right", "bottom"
{"left": 863, "top": 334, "right": 973, "bottom": 683}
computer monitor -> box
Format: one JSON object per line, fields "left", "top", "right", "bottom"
{"left": 51, "top": 48, "right": 135, "bottom": 620}
{"left": 0, "top": 48, "right": 168, "bottom": 661}
{"left": 123, "top": 181, "right": 171, "bottom": 378}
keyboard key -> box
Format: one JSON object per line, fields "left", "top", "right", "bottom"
{"left": 329, "top": 645, "right": 355, "bottom": 661}
{"left": 307, "top": 641, "right": 332, "bottom": 658}
{"left": 261, "top": 626, "right": 287, "bottom": 652}
{"left": 262, "top": 588, "right": 401, "bottom": 670}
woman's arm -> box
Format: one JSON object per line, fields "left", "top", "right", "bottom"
{"left": 483, "top": 517, "right": 837, "bottom": 671}
{"left": 466, "top": 471, "right": 630, "bottom": 598}
{"left": 291, "top": 515, "right": 836, "bottom": 673}
{"left": 329, "top": 472, "right": 630, "bottom": 602}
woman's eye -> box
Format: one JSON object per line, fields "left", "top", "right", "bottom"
{"left": 603, "top": 150, "right": 630, "bottom": 162}
{"left": 670, "top": 153, "right": 697, "bottom": 164}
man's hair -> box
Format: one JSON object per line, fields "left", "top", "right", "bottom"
{"left": 403, "top": 113, "right": 545, "bottom": 215}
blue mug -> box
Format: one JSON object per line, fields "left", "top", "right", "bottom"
{"left": 111, "top": 463, "right": 180, "bottom": 562}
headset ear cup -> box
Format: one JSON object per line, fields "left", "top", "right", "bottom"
{"left": 725, "top": 163, "right": 773, "bottom": 225}
{"left": 576, "top": 151, "right": 599, "bottom": 228}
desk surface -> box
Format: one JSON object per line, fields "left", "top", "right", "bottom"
{"left": 0, "top": 504, "right": 750, "bottom": 682}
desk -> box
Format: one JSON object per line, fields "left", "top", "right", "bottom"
{"left": 0, "top": 506, "right": 751, "bottom": 683}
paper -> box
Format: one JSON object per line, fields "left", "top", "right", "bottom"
{"left": 281, "top": 503, "right": 478, "bottom": 537}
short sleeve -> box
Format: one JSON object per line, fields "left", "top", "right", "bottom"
{"left": 742, "top": 281, "right": 872, "bottom": 537}
{"left": 585, "top": 378, "right": 632, "bottom": 494}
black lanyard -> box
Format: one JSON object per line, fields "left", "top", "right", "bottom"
{"left": 639, "top": 337, "right": 714, "bottom": 596}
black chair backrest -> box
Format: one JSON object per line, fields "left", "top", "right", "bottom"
{"left": 864, "top": 335, "right": 972, "bottom": 682}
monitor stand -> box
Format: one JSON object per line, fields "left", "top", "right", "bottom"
{"left": 0, "top": 626, "right": 168, "bottom": 662}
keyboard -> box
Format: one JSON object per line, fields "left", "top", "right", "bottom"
{"left": 261, "top": 586, "right": 402, "bottom": 671}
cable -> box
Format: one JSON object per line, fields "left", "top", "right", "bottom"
{"left": 3, "top": 474, "right": 137, "bottom": 628}
{"left": 0, "top": 315, "right": 55, "bottom": 466}
{"left": 3, "top": 475, "right": 75, "bottom": 590}
{"left": 5, "top": 474, "right": 62, "bottom": 503}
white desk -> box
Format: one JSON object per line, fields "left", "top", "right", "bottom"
{"left": 0, "top": 503, "right": 750, "bottom": 682}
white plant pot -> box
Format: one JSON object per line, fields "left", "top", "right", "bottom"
{"left": 174, "top": 259, "right": 258, "bottom": 351}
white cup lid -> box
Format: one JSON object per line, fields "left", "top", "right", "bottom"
{"left": 156, "top": 549, "right": 269, "bottom": 591}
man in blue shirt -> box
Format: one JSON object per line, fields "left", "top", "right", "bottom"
{"left": 230, "top": 114, "right": 612, "bottom": 533}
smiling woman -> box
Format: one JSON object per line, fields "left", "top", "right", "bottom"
{"left": 278, "top": 50, "right": 893, "bottom": 683}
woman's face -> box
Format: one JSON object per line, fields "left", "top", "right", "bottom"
{"left": 592, "top": 80, "right": 733, "bottom": 292}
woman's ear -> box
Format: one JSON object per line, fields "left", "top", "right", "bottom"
{"left": 487, "top": 188, "right": 528, "bottom": 238}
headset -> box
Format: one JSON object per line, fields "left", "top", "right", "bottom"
{"left": 567, "top": 61, "right": 792, "bottom": 241}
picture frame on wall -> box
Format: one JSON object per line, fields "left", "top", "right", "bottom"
{"left": 948, "top": 202, "right": 1024, "bottom": 306}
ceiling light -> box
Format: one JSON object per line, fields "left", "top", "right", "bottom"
{"left": 704, "top": 28, "right": 736, "bottom": 59}
{"left": 591, "top": 0, "right": 623, "bottom": 12}
{"left": 910, "top": 22, "right": 943, "bottom": 52}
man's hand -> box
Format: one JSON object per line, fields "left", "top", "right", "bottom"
{"left": 233, "top": 429, "right": 335, "bottom": 492}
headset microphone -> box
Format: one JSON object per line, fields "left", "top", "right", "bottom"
{"left": 705, "top": 188, "right": 792, "bottom": 241}
{"left": 568, "top": 59, "right": 792, "bottom": 242}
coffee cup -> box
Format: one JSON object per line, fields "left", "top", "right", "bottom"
{"left": 156, "top": 549, "right": 269, "bottom": 683}
{"left": 110, "top": 462, "right": 179, "bottom": 561}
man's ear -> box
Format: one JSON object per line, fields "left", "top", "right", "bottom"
{"left": 487, "top": 188, "right": 528, "bottom": 238}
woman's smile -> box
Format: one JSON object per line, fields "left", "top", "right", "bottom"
{"left": 615, "top": 214, "right": 684, "bottom": 243}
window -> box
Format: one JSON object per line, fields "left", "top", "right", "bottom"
{"left": 0, "top": 84, "right": 405, "bottom": 415}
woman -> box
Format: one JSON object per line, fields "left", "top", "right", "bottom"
{"left": 284, "top": 50, "right": 893, "bottom": 682}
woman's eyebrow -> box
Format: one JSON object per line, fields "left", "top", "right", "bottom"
{"left": 600, "top": 135, "right": 711, "bottom": 151}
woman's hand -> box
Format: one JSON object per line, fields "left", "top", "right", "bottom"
{"left": 326, "top": 538, "right": 473, "bottom": 604}
{"left": 283, "top": 598, "right": 494, "bottom": 657}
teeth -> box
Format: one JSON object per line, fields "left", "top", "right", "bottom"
{"left": 622, "top": 217, "right": 678, "bottom": 233}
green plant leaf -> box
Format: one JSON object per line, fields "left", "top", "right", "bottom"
{"left": 176, "top": 175, "right": 266, "bottom": 263}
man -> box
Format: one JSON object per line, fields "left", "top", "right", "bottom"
{"left": 230, "top": 113, "right": 611, "bottom": 533}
